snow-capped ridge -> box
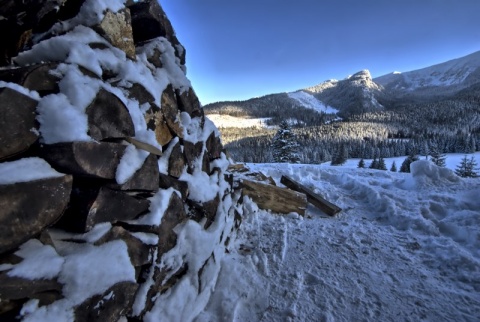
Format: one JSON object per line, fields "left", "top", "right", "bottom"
{"left": 205, "top": 50, "right": 480, "bottom": 119}
{"left": 375, "top": 50, "right": 480, "bottom": 93}
{"left": 303, "top": 68, "right": 384, "bottom": 114}
{"left": 348, "top": 69, "right": 372, "bottom": 80}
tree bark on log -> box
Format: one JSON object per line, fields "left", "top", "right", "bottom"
{"left": 280, "top": 175, "right": 342, "bottom": 216}
{"left": 240, "top": 179, "right": 307, "bottom": 216}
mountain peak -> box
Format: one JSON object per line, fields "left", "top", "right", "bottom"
{"left": 349, "top": 69, "right": 372, "bottom": 80}
{"left": 346, "top": 69, "right": 381, "bottom": 93}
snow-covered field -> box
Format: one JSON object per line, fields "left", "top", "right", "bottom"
{"left": 205, "top": 91, "right": 340, "bottom": 130}
{"left": 196, "top": 154, "right": 480, "bottom": 321}
{"left": 206, "top": 114, "right": 271, "bottom": 128}
{"left": 319, "top": 153, "right": 479, "bottom": 173}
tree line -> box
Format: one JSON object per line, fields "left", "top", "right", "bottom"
{"left": 210, "top": 83, "right": 480, "bottom": 167}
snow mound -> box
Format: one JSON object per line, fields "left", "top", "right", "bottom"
{"left": 407, "top": 160, "right": 460, "bottom": 188}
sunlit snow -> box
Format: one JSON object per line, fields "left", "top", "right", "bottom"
{"left": 197, "top": 154, "right": 480, "bottom": 321}
{"left": 288, "top": 90, "right": 339, "bottom": 114}
{"left": 206, "top": 114, "right": 271, "bottom": 129}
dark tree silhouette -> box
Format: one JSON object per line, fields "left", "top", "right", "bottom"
{"left": 390, "top": 161, "right": 397, "bottom": 172}
{"left": 400, "top": 151, "right": 419, "bottom": 173}
{"left": 272, "top": 121, "right": 301, "bottom": 163}
{"left": 357, "top": 158, "right": 365, "bottom": 168}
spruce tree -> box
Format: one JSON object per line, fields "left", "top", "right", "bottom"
{"left": 331, "top": 144, "right": 348, "bottom": 166}
{"left": 390, "top": 161, "right": 397, "bottom": 172}
{"left": 369, "top": 158, "right": 378, "bottom": 169}
{"left": 272, "top": 121, "right": 301, "bottom": 163}
{"left": 357, "top": 158, "right": 365, "bottom": 168}
{"left": 400, "top": 152, "right": 419, "bottom": 173}
{"left": 377, "top": 157, "right": 387, "bottom": 170}
{"left": 400, "top": 157, "right": 410, "bottom": 173}
{"left": 455, "top": 155, "right": 479, "bottom": 178}
{"left": 430, "top": 145, "right": 446, "bottom": 167}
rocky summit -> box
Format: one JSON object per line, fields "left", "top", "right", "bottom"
{"left": 0, "top": 0, "right": 240, "bottom": 321}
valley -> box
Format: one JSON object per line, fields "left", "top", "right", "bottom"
{"left": 204, "top": 51, "right": 480, "bottom": 164}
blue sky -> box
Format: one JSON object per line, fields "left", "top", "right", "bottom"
{"left": 161, "top": 0, "right": 480, "bottom": 105}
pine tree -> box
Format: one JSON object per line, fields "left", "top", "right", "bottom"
{"left": 369, "top": 158, "right": 378, "bottom": 169}
{"left": 377, "top": 157, "right": 387, "bottom": 170}
{"left": 272, "top": 121, "right": 301, "bottom": 163}
{"left": 400, "top": 157, "right": 410, "bottom": 173}
{"left": 331, "top": 144, "right": 348, "bottom": 166}
{"left": 357, "top": 158, "right": 365, "bottom": 168}
{"left": 390, "top": 161, "right": 397, "bottom": 172}
{"left": 455, "top": 155, "right": 479, "bottom": 178}
{"left": 430, "top": 145, "right": 446, "bottom": 167}
{"left": 400, "top": 152, "right": 419, "bottom": 173}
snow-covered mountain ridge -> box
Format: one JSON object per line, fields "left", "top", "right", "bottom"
{"left": 204, "top": 50, "right": 480, "bottom": 119}
{"left": 303, "top": 69, "right": 385, "bottom": 115}
{"left": 375, "top": 50, "right": 480, "bottom": 95}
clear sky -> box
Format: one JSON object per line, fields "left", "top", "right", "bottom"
{"left": 161, "top": 0, "right": 480, "bottom": 105}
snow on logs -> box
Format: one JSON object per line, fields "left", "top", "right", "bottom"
{"left": 0, "top": 1, "right": 236, "bottom": 321}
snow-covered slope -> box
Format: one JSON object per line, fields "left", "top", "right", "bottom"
{"left": 287, "top": 91, "right": 339, "bottom": 114}
{"left": 197, "top": 155, "right": 480, "bottom": 321}
{"left": 375, "top": 50, "right": 480, "bottom": 95}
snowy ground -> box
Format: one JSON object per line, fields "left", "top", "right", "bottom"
{"left": 206, "top": 114, "right": 271, "bottom": 129}
{"left": 196, "top": 155, "right": 480, "bottom": 322}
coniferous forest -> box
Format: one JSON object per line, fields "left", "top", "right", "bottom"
{"left": 211, "top": 91, "right": 480, "bottom": 164}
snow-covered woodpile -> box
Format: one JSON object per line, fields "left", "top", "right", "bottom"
{"left": 0, "top": 1, "right": 239, "bottom": 320}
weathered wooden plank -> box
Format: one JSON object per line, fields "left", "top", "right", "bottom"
{"left": 280, "top": 175, "right": 342, "bottom": 216}
{"left": 125, "top": 137, "right": 163, "bottom": 156}
{"left": 240, "top": 179, "right": 307, "bottom": 216}
{"left": 227, "top": 163, "right": 249, "bottom": 172}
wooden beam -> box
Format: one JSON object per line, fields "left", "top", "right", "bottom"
{"left": 240, "top": 179, "right": 307, "bottom": 216}
{"left": 280, "top": 175, "right": 342, "bottom": 216}
{"left": 228, "top": 163, "right": 249, "bottom": 172}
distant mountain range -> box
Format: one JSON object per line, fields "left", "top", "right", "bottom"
{"left": 375, "top": 51, "right": 480, "bottom": 99}
{"left": 204, "top": 50, "right": 480, "bottom": 120}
